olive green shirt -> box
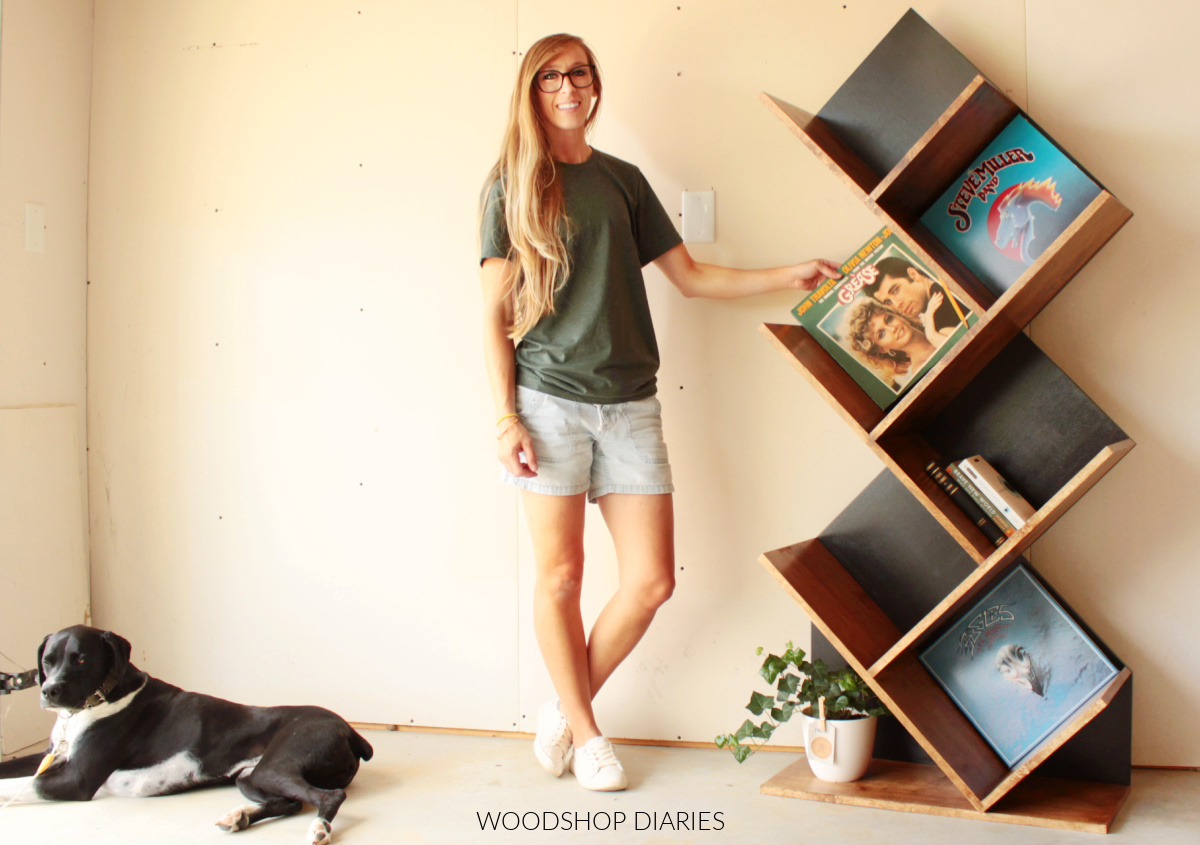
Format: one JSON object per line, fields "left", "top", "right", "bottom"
{"left": 481, "top": 150, "right": 682, "bottom": 403}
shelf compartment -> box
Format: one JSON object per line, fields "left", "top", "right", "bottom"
{"left": 762, "top": 325, "right": 1135, "bottom": 568}
{"left": 914, "top": 331, "right": 1130, "bottom": 509}
{"left": 761, "top": 757, "right": 1130, "bottom": 833}
{"left": 760, "top": 93, "right": 880, "bottom": 201}
{"left": 870, "top": 75, "right": 1020, "bottom": 221}
{"left": 870, "top": 439, "right": 1136, "bottom": 676}
{"left": 889, "top": 188, "right": 1132, "bottom": 339}
{"left": 762, "top": 526, "right": 1135, "bottom": 812}
{"left": 808, "top": 8, "right": 985, "bottom": 180}
{"left": 871, "top": 193, "right": 1132, "bottom": 437}
{"left": 979, "top": 669, "right": 1132, "bottom": 810}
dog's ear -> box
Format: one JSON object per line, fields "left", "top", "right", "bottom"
{"left": 36, "top": 635, "right": 50, "bottom": 686}
{"left": 101, "top": 630, "right": 132, "bottom": 682}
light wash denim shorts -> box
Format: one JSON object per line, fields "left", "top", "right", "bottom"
{"left": 502, "top": 386, "right": 674, "bottom": 502}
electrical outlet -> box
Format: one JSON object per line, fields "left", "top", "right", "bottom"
{"left": 682, "top": 191, "right": 715, "bottom": 243}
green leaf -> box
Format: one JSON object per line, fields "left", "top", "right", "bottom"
{"left": 733, "top": 743, "right": 753, "bottom": 763}
{"left": 759, "top": 655, "right": 787, "bottom": 684}
{"left": 747, "top": 691, "right": 774, "bottom": 716}
{"left": 777, "top": 673, "right": 801, "bottom": 697}
{"left": 734, "top": 719, "right": 759, "bottom": 742}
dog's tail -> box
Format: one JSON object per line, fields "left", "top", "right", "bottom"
{"left": 350, "top": 728, "right": 374, "bottom": 761}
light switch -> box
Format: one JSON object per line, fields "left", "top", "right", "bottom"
{"left": 25, "top": 203, "right": 45, "bottom": 253}
{"left": 682, "top": 190, "right": 715, "bottom": 243}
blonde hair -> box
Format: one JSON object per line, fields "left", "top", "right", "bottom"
{"left": 845, "top": 299, "right": 922, "bottom": 380}
{"left": 483, "top": 33, "right": 602, "bottom": 339}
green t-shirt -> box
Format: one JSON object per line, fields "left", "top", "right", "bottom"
{"left": 481, "top": 150, "right": 682, "bottom": 403}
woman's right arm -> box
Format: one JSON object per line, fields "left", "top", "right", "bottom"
{"left": 481, "top": 257, "right": 538, "bottom": 477}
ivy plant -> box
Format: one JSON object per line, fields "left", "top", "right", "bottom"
{"left": 715, "top": 642, "right": 889, "bottom": 763}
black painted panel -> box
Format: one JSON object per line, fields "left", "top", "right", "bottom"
{"left": 816, "top": 9, "right": 981, "bottom": 178}
{"left": 819, "top": 470, "right": 977, "bottom": 632}
{"left": 921, "top": 333, "right": 1127, "bottom": 507}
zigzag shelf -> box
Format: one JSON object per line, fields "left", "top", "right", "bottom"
{"left": 756, "top": 9, "right": 1133, "bottom": 833}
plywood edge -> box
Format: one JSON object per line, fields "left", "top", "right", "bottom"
{"left": 980, "top": 191, "right": 1132, "bottom": 328}
{"left": 759, "top": 540, "right": 901, "bottom": 669}
{"left": 979, "top": 668, "right": 1134, "bottom": 810}
{"left": 760, "top": 91, "right": 879, "bottom": 198}
{"left": 1004, "top": 439, "right": 1135, "bottom": 550}
{"left": 762, "top": 757, "right": 1129, "bottom": 833}
{"left": 872, "top": 76, "right": 1020, "bottom": 216}
{"left": 870, "top": 75, "right": 989, "bottom": 201}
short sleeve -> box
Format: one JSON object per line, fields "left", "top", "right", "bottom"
{"left": 633, "top": 171, "right": 683, "bottom": 267}
{"left": 480, "top": 177, "right": 511, "bottom": 264}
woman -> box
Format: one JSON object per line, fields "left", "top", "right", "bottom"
{"left": 845, "top": 298, "right": 937, "bottom": 385}
{"left": 479, "top": 33, "right": 839, "bottom": 791}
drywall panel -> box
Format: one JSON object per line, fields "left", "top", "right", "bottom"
{"left": 0, "top": 407, "right": 88, "bottom": 756}
{"left": 1025, "top": 0, "right": 1200, "bottom": 766}
{"left": 86, "top": 0, "right": 520, "bottom": 728}
{"left": 0, "top": 0, "right": 93, "bottom": 755}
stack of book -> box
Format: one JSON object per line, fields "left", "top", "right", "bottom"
{"left": 925, "top": 455, "right": 1036, "bottom": 547}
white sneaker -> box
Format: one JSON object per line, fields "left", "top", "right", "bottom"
{"left": 570, "top": 736, "right": 628, "bottom": 791}
{"left": 534, "top": 698, "right": 572, "bottom": 776}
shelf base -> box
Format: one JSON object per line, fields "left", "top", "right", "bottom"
{"left": 761, "top": 757, "right": 1129, "bottom": 833}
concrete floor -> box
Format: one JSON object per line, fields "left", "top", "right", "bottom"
{"left": 0, "top": 730, "right": 1196, "bottom": 843}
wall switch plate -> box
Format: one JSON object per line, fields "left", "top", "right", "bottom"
{"left": 682, "top": 190, "right": 715, "bottom": 243}
{"left": 25, "top": 203, "right": 46, "bottom": 253}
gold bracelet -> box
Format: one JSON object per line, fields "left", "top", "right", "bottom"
{"left": 496, "top": 416, "right": 522, "bottom": 439}
{"left": 495, "top": 412, "right": 519, "bottom": 428}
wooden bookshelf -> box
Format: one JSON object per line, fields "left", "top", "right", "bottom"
{"left": 755, "top": 8, "right": 1133, "bottom": 832}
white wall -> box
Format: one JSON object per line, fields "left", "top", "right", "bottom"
{"left": 0, "top": 0, "right": 91, "bottom": 754}
{"left": 1024, "top": 3, "right": 1200, "bottom": 768}
{"left": 82, "top": 0, "right": 1199, "bottom": 766}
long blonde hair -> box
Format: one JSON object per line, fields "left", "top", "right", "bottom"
{"left": 483, "top": 34, "right": 602, "bottom": 339}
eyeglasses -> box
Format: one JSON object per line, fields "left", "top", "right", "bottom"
{"left": 535, "top": 64, "right": 595, "bottom": 94}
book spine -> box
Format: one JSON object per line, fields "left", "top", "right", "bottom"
{"left": 948, "top": 465, "right": 1016, "bottom": 536}
{"left": 924, "top": 461, "right": 1006, "bottom": 548}
{"left": 958, "top": 456, "right": 1036, "bottom": 527}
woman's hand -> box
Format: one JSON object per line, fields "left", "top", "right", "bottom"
{"left": 788, "top": 259, "right": 842, "bottom": 291}
{"left": 498, "top": 420, "right": 538, "bottom": 478}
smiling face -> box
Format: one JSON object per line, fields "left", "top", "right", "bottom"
{"left": 865, "top": 310, "right": 914, "bottom": 353}
{"left": 533, "top": 44, "right": 596, "bottom": 137}
{"left": 873, "top": 267, "right": 930, "bottom": 319}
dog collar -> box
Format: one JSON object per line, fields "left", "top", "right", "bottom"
{"left": 82, "top": 666, "right": 122, "bottom": 709}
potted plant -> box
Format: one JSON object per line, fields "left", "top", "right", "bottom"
{"left": 715, "top": 642, "right": 888, "bottom": 783}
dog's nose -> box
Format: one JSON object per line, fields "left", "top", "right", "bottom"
{"left": 41, "top": 682, "right": 64, "bottom": 703}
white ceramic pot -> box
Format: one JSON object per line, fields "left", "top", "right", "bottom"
{"left": 799, "top": 706, "right": 877, "bottom": 783}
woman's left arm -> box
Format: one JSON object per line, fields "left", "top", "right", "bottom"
{"left": 652, "top": 243, "right": 840, "bottom": 300}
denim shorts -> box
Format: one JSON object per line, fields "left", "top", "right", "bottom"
{"left": 501, "top": 386, "right": 674, "bottom": 502}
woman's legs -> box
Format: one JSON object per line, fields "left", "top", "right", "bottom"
{"left": 523, "top": 490, "right": 601, "bottom": 744}
{"left": 523, "top": 490, "right": 675, "bottom": 749}
{"left": 588, "top": 493, "right": 675, "bottom": 697}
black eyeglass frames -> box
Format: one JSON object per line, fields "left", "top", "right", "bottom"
{"left": 535, "top": 64, "right": 595, "bottom": 94}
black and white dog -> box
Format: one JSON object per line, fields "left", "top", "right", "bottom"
{"left": 0, "top": 625, "right": 373, "bottom": 844}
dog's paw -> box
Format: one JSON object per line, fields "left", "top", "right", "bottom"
{"left": 215, "top": 806, "right": 253, "bottom": 832}
{"left": 308, "top": 818, "right": 333, "bottom": 845}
